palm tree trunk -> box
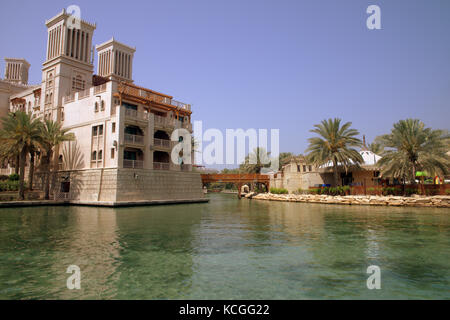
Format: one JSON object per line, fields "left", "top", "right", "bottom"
{"left": 333, "top": 161, "right": 340, "bottom": 187}
{"left": 44, "top": 150, "right": 53, "bottom": 200}
{"left": 15, "top": 154, "right": 19, "bottom": 174}
{"left": 18, "top": 148, "right": 27, "bottom": 200}
{"left": 28, "top": 151, "right": 34, "bottom": 190}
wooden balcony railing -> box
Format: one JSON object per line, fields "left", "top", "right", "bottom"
{"left": 153, "top": 162, "right": 170, "bottom": 170}
{"left": 123, "top": 159, "right": 144, "bottom": 169}
{"left": 153, "top": 138, "right": 171, "bottom": 148}
{"left": 118, "top": 83, "right": 191, "bottom": 111}
{"left": 154, "top": 115, "right": 176, "bottom": 127}
{"left": 124, "top": 133, "right": 144, "bottom": 145}
{"left": 124, "top": 108, "right": 149, "bottom": 121}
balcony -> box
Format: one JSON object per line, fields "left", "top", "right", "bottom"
{"left": 153, "top": 162, "right": 170, "bottom": 170}
{"left": 123, "top": 159, "right": 144, "bottom": 169}
{"left": 153, "top": 138, "right": 171, "bottom": 149}
{"left": 124, "top": 108, "right": 149, "bottom": 121}
{"left": 154, "top": 115, "right": 175, "bottom": 128}
{"left": 176, "top": 121, "right": 192, "bottom": 131}
{"left": 124, "top": 133, "right": 144, "bottom": 145}
{"left": 118, "top": 83, "right": 191, "bottom": 111}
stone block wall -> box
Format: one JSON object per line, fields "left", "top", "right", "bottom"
{"left": 55, "top": 168, "right": 118, "bottom": 201}
{"left": 53, "top": 168, "right": 204, "bottom": 202}
{"left": 115, "top": 169, "right": 204, "bottom": 201}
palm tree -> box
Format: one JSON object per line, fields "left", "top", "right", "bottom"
{"left": 0, "top": 143, "right": 19, "bottom": 174}
{"left": 376, "top": 119, "right": 449, "bottom": 183}
{"left": 0, "top": 112, "right": 42, "bottom": 200}
{"left": 368, "top": 142, "right": 384, "bottom": 155}
{"left": 28, "top": 146, "right": 37, "bottom": 190}
{"left": 239, "top": 147, "right": 271, "bottom": 174}
{"left": 39, "top": 120, "right": 74, "bottom": 200}
{"left": 306, "top": 118, "right": 363, "bottom": 186}
{"left": 278, "top": 152, "right": 294, "bottom": 170}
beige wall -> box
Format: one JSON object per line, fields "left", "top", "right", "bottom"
{"left": 352, "top": 169, "right": 379, "bottom": 187}
{"left": 270, "top": 160, "right": 326, "bottom": 193}
{"left": 61, "top": 81, "right": 114, "bottom": 170}
{"left": 53, "top": 168, "right": 204, "bottom": 202}
{"left": 270, "top": 159, "right": 380, "bottom": 193}
{"left": 0, "top": 80, "right": 34, "bottom": 127}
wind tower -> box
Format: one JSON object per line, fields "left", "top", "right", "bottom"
{"left": 41, "top": 9, "right": 96, "bottom": 122}
{"left": 4, "top": 58, "right": 30, "bottom": 85}
{"left": 95, "top": 38, "right": 135, "bottom": 83}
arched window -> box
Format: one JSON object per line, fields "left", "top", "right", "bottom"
{"left": 94, "top": 101, "right": 99, "bottom": 112}
{"left": 58, "top": 155, "right": 63, "bottom": 169}
{"left": 92, "top": 151, "right": 97, "bottom": 161}
{"left": 98, "top": 150, "right": 103, "bottom": 160}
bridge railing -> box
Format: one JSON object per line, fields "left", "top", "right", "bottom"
{"left": 200, "top": 173, "right": 270, "bottom": 183}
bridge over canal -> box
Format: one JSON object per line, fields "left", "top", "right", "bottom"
{"left": 200, "top": 174, "right": 270, "bottom": 198}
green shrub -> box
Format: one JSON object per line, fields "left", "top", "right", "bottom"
{"left": 307, "top": 186, "right": 350, "bottom": 196}
{"left": 0, "top": 180, "right": 20, "bottom": 191}
{"left": 8, "top": 173, "right": 19, "bottom": 181}
{"left": 382, "top": 187, "right": 400, "bottom": 196}
{"left": 424, "top": 188, "right": 437, "bottom": 196}
{"left": 270, "top": 187, "right": 288, "bottom": 194}
{"left": 405, "top": 188, "right": 418, "bottom": 196}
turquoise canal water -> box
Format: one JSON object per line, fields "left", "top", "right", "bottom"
{"left": 0, "top": 193, "right": 448, "bottom": 299}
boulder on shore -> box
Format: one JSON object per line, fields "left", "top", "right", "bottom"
{"left": 250, "top": 193, "right": 449, "bottom": 208}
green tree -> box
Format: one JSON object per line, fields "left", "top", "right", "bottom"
{"left": 376, "top": 119, "right": 449, "bottom": 183}
{"left": 39, "top": 120, "right": 75, "bottom": 200}
{"left": 368, "top": 142, "right": 384, "bottom": 155}
{"left": 306, "top": 118, "right": 363, "bottom": 186}
{"left": 278, "top": 152, "right": 294, "bottom": 170}
{"left": 239, "top": 147, "right": 271, "bottom": 173}
{"left": 0, "top": 142, "right": 19, "bottom": 174}
{"left": 221, "top": 168, "right": 240, "bottom": 174}
{"left": 0, "top": 112, "right": 43, "bottom": 200}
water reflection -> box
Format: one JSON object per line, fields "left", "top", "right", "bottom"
{"left": 0, "top": 195, "right": 448, "bottom": 299}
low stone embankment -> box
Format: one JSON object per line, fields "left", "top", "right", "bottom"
{"left": 247, "top": 193, "right": 450, "bottom": 208}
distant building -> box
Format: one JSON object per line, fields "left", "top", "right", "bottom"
{"left": 0, "top": 9, "right": 205, "bottom": 203}
{"left": 270, "top": 139, "right": 382, "bottom": 193}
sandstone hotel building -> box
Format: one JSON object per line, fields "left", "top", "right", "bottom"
{"left": 0, "top": 9, "right": 205, "bottom": 204}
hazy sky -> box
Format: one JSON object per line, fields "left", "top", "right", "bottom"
{"left": 1, "top": 0, "right": 449, "bottom": 166}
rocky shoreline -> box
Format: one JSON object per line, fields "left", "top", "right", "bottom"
{"left": 247, "top": 193, "right": 450, "bottom": 208}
